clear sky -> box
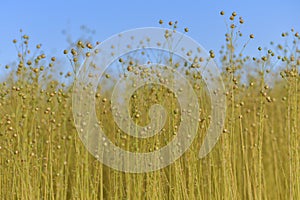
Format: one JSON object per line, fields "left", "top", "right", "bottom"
{"left": 1, "top": 0, "right": 299, "bottom": 67}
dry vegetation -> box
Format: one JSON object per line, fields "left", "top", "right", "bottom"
{"left": 0, "top": 11, "right": 299, "bottom": 199}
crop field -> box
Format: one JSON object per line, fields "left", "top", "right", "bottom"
{"left": 0, "top": 11, "right": 299, "bottom": 199}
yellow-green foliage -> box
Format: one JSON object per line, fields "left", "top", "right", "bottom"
{"left": 0, "top": 12, "right": 299, "bottom": 200}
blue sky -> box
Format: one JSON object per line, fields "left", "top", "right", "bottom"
{"left": 0, "top": 0, "right": 299, "bottom": 67}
